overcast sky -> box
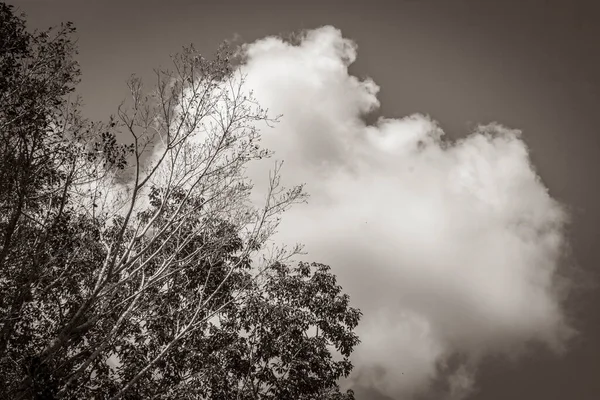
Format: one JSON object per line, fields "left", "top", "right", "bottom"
{"left": 8, "top": 0, "right": 600, "bottom": 399}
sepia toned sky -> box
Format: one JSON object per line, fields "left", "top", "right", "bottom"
{"left": 8, "top": 0, "right": 600, "bottom": 399}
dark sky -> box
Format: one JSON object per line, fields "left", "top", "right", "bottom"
{"left": 7, "top": 0, "right": 600, "bottom": 399}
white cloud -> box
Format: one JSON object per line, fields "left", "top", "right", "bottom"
{"left": 238, "top": 26, "right": 574, "bottom": 399}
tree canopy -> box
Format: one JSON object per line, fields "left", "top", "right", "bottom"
{"left": 0, "top": 3, "right": 361, "bottom": 399}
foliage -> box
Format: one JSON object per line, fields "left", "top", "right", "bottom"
{"left": 0, "top": 3, "right": 361, "bottom": 399}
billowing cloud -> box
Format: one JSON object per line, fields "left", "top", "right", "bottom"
{"left": 238, "top": 26, "right": 574, "bottom": 399}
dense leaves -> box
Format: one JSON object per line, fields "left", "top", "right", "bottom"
{"left": 0, "top": 4, "right": 361, "bottom": 399}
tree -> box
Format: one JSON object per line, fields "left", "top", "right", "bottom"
{"left": 0, "top": 4, "right": 361, "bottom": 399}
{"left": 0, "top": 3, "right": 134, "bottom": 396}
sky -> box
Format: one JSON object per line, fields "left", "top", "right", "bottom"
{"left": 7, "top": 0, "right": 600, "bottom": 399}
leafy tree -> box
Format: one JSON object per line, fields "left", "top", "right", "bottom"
{"left": 0, "top": 4, "right": 361, "bottom": 399}
{"left": 0, "top": 3, "right": 133, "bottom": 397}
